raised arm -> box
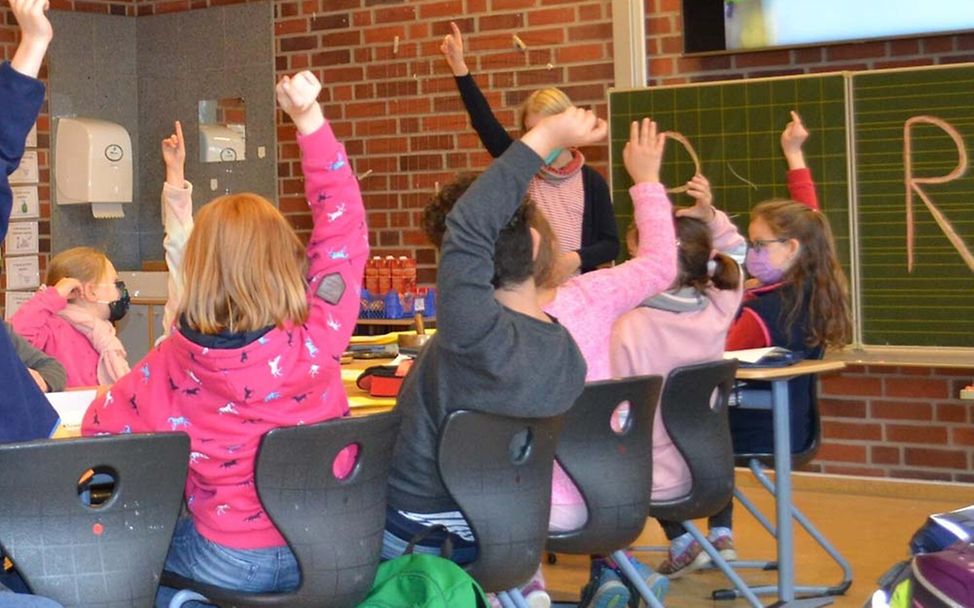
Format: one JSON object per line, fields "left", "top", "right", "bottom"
{"left": 160, "top": 120, "right": 194, "bottom": 340}
{"left": 280, "top": 71, "right": 368, "bottom": 347}
{"left": 781, "top": 110, "right": 819, "bottom": 211}
{"left": 677, "top": 173, "right": 747, "bottom": 262}
{"left": 441, "top": 22, "right": 515, "bottom": 158}
{"left": 439, "top": 107, "right": 608, "bottom": 351}
{"left": 1, "top": 0, "right": 50, "bottom": 242}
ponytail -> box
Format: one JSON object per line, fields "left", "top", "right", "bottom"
{"left": 709, "top": 252, "right": 740, "bottom": 291}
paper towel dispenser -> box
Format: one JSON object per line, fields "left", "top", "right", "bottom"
{"left": 55, "top": 117, "right": 132, "bottom": 218}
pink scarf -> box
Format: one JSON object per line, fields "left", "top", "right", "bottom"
{"left": 57, "top": 305, "right": 130, "bottom": 385}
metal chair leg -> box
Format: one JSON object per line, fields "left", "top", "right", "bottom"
{"left": 610, "top": 550, "right": 666, "bottom": 608}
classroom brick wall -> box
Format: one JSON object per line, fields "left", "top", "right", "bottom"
{"left": 2, "top": 0, "right": 972, "bottom": 483}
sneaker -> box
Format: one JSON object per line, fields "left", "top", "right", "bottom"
{"left": 711, "top": 534, "right": 738, "bottom": 561}
{"left": 579, "top": 563, "right": 631, "bottom": 608}
{"left": 657, "top": 540, "right": 711, "bottom": 578}
{"left": 621, "top": 555, "right": 669, "bottom": 607}
{"left": 520, "top": 569, "right": 551, "bottom": 608}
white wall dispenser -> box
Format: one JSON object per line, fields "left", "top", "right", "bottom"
{"left": 55, "top": 117, "right": 133, "bottom": 218}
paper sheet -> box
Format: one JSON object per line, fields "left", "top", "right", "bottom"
{"left": 46, "top": 389, "right": 97, "bottom": 428}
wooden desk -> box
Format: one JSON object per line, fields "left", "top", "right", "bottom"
{"left": 733, "top": 359, "right": 847, "bottom": 607}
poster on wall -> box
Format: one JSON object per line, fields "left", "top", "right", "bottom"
{"left": 10, "top": 186, "right": 39, "bottom": 219}
{"left": 24, "top": 123, "right": 37, "bottom": 148}
{"left": 9, "top": 151, "right": 38, "bottom": 185}
{"left": 4, "top": 222, "right": 39, "bottom": 256}
{"left": 5, "top": 256, "right": 39, "bottom": 290}
{"left": 4, "top": 291, "right": 32, "bottom": 320}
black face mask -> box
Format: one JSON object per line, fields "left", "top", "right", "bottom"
{"left": 102, "top": 280, "right": 130, "bottom": 322}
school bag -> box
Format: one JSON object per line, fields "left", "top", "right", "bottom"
{"left": 357, "top": 527, "right": 489, "bottom": 608}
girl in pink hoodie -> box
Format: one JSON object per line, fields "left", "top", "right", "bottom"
{"left": 11, "top": 246, "right": 131, "bottom": 388}
{"left": 81, "top": 71, "right": 367, "bottom": 602}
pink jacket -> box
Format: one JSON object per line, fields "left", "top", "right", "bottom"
{"left": 543, "top": 181, "right": 677, "bottom": 382}
{"left": 81, "top": 122, "right": 368, "bottom": 550}
{"left": 610, "top": 209, "right": 745, "bottom": 500}
{"left": 11, "top": 288, "right": 100, "bottom": 388}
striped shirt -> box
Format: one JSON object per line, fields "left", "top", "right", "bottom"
{"left": 528, "top": 150, "right": 586, "bottom": 254}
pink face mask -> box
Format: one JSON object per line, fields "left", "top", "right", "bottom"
{"left": 745, "top": 247, "right": 786, "bottom": 285}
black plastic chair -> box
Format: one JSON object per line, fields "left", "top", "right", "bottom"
{"left": 715, "top": 378, "right": 853, "bottom": 601}
{"left": 0, "top": 433, "right": 190, "bottom": 608}
{"left": 437, "top": 409, "right": 563, "bottom": 608}
{"left": 641, "top": 360, "right": 762, "bottom": 607}
{"left": 163, "top": 412, "right": 401, "bottom": 608}
{"left": 545, "top": 375, "right": 666, "bottom": 608}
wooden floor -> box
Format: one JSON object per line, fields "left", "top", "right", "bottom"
{"left": 542, "top": 471, "right": 973, "bottom": 607}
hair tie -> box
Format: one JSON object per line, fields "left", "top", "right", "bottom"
{"left": 706, "top": 259, "right": 717, "bottom": 277}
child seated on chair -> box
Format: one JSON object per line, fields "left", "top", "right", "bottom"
{"left": 80, "top": 70, "right": 368, "bottom": 606}
{"left": 384, "top": 109, "right": 603, "bottom": 604}
{"left": 610, "top": 173, "right": 744, "bottom": 578}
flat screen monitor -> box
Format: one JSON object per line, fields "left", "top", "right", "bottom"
{"left": 684, "top": 0, "right": 974, "bottom": 54}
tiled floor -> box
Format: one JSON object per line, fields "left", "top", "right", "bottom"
{"left": 543, "top": 472, "right": 971, "bottom": 607}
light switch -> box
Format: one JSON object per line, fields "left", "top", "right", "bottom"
{"left": 257, "top": 146, "right": 266, "bottom": 159}
{"left": 210, "top": 178, "right": 218, "bottom": 191}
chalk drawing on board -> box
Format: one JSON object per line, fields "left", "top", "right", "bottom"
{"left": 903, "top": 115, "right": 974, "bottom": 273}
{"left": 661, "top": 131, "right": 701, "bottom": 194}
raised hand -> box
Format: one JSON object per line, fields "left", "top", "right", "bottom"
{"left": 676, "top": 174, "right": 716, "bottom": 220}
{"left": 622, "top": 118, "right": 666, "bottom": 185}
{"left": 440, "top": 21, "right": 469, "bottom": 77}
{"left": 161, "top": 120, "right": 186, "bottom": 187}
{"left": 781, "top": 110, "right": 809, "bottom": 169}
{"left": 54, "top": 277, "right": 82, "bottom": 301}
{"left": 276, "top": 71, "right": 324, "bottom": 136}
{"left": 10, "top": 0, "right": 53, "bottom": 78}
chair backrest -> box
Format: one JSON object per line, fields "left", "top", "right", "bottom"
{"left": 649, "top": 360, "right": 738, "bottom": 522}
{"left": 253, "top": 411, "right": 401, "bottom": 607}
{"left": 0, "top": 433, "right": 190, "bottom": 608}
{"left": 546, "top": 375, "right": 663, "bottom": 555}
{"left": 437, "top": 410, "right": 563, "bottom": 593}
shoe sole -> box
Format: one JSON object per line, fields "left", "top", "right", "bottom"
{"left": 587, "top": 581, "right": 630, "bottom": 608}
{"left": 718, "top": 548, "right": 738, "bottom": 562}
{"left": 525, "top": 590, "right": 551, "bottom": 608}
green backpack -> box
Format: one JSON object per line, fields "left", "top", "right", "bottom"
{"left": 357, "top": 527, "right": 489, "bottom": 608}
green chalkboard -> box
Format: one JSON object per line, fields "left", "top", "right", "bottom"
{"left": 608, "top": 74, "right": 852, "bottom": 277}
{"left": 852, "top": 64, "right": 974, "bottom": 347}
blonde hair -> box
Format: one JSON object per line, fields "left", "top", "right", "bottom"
{"left": 519, "top": 87, "right": 572, "bottom": 131}
{"left": 47, "top": 246, "right": 110, "bottom": 285}
{"left": 180, "top": 193, "right": 308, "bottom": 334}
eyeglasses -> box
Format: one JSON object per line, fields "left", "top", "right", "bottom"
{"left": 748, "top": 238, "right": 789, "bottom": 251}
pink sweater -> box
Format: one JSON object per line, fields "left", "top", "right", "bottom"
{"left": 610, "top": 210, "right": 745, "bottom": 500}
{"left": 543, "top": 181, "right": 677, "bottom": 381}
{"left": 11, "top": 288, "right": 100, "bottom": 388}
{"left": 81, "top": 122, "right": 368, "bottom": 550}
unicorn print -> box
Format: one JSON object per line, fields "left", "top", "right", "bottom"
{"left": 190, "top": 451, "right": 210, "bottom": 464}
{"left": 167, "top": 416, "right": 190, "bottom": 430}
{"left": 326, "top": 202, "right": 346, "bottom": 223}
{"left": 308, "top": 363, "right": 320, "bottom": 377}
{"left": 268, "top": 355, "right": 283, "bottom": 378}
{"left": 328, "top": 246, "right": 349, "bottom": 261}
{"left": 263, "top": 391, "right": 281, "bottom": 403}
{"left": 219, "top": 402, "right": 238, "bottom": 415}
{"left": 216, "top": 504, "right": 230, "bottom": 516}
{"left": 186, "top": 369, "right": 202, "bottom": 384}
{"left": 140, "top": 364, "right": 150, "bottom": 384}
{"left": 326, "top": 314, "right": 341, "bottom": 332}
{"left": 305, "top": 337, "right": 319, "bottom": 358}
{"left": 329, "top": 152, "right": 346, "bottom": 171}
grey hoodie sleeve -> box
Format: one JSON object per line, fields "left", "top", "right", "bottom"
{"left": 6, "top": 322, "right": 66, "bottom": 392}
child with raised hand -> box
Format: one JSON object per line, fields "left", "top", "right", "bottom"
{"left": 158, "top": 119, "right": 193, "bottom": 341}
{"left": 0, "top": 0, "right": 61, "bottom": 441}
{"left": 12, "top": 246, "right": 131, "bottom": 387}
{"left": 80, "top": 70, "right": 368, "bottom": 604}
{"left": 538, "top": 117, "right": 677, "bottom": 607}
{"left": 384, "top": 108, "right": 603, "bottom": 608}
{"left": 610, "top": 173, "right": 745, "bottom": 578}
{"left": 440, "top": 21, "right": 619, "bottom": 281}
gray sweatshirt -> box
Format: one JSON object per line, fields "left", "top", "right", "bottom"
{"left": 6, "top": 322, "right": 66, "bottom": 392}
{"left": 388, "top": 141, "right": 587, "bottom": 513}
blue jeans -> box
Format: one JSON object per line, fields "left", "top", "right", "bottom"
{"left": 154, "top": 518, "right": 299, "bottom": 608}
{"left": 381, "top": 508, "right": 478, "bottom": 564}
